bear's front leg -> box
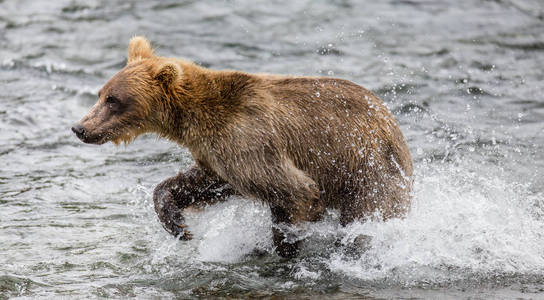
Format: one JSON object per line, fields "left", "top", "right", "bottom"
{"left": 270, "top": 193, "right": 324, "bottom": 258}
{"left": 153, "top": 165, "right": 236, "bottom": 239}
{"left": 270, "top": 205, "right": 303, "bottom": 258}
{"left": 232, "top": 158, "right": 325, "bottom": 257}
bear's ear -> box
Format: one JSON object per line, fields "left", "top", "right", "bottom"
{"left": 155, "top": 62, "right": 182, "bottom": 89}
{"left": 128, "top": 36, "right": 154, "bottom": 64}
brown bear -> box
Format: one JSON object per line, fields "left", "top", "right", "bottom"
{"left": 72, "top": 36, "right": 413, "bottom": 257}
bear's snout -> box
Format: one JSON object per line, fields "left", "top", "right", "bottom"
{"left": 71, "top": 124, "right": 86, "bottom": 140}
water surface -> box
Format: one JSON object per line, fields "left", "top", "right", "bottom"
{"left": 1, "top": 0, "right": 544, "bottom": 298}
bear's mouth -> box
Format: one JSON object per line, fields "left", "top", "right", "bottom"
{"left": 74, "top": 130, "right": 111, "bottom": 145}
{"left": 75, "top": 128, "right": 138, "bottom": 145}
{"left": 72, "top": 120, "right": 142, "bottom": 146}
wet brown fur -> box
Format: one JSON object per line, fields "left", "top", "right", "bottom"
{"left": 75, "top": 37, "right": 413, "bottom": 257}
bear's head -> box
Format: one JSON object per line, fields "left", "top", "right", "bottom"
{"left": 72, "top": 36, "right": 182, "bottom": 145}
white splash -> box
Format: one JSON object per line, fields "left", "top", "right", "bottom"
{"left": 327, "top": 161, "right": 544, "bottom": 284}
{"left": 185, "top": 197, "right": 273, "bottom": 263}
{"left": 141, "top": 159, "right": 543, "bottom": 286}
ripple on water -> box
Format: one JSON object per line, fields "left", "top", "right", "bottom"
{"left": 0, "top": 275, "right": 43, "bottom": 299}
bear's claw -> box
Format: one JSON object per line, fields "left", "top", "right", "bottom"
{"left": 169, "top": 220, "right": 192, "bottom": 240}
{"left": 180, "top": 231, "right": 193, "bottom": 240}
{"left": 176, "top": 228, "right": 193, "bottom": 240}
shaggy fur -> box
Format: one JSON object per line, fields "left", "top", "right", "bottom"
{"left": 73, "top": 36, "right": 413, "bottom": 257}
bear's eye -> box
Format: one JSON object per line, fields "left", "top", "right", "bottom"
{"left": 106, "top": 95, "right": 118, "bottom": 104}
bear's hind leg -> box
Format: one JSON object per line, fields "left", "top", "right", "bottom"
{"left": 339, "top": 183, "right": 410, "bottom": 226}
{"left": 153, "top": 165, "right": 236, "bottom": 239}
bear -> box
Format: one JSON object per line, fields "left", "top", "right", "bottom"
{"left": 72, "top": 36, "right": 413, "bottom": 257}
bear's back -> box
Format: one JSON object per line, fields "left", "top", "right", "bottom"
{"left": 262, "top": 76, "right": 413, "bottom": 213}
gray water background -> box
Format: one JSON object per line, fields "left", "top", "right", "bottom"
{"left": 1, "top": 0, "right": 544, "bottom": 298}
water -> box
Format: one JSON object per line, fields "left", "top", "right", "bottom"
{"left": 1, "top": 0, "right": 543, "bottom": 298}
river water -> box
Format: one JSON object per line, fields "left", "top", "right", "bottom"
{"left": 1, "top": 0, "right": 544, "bottom": 298}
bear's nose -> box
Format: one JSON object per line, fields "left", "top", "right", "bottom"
{"left": 71, "top": 124, "right": 86, "bottom": 138}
